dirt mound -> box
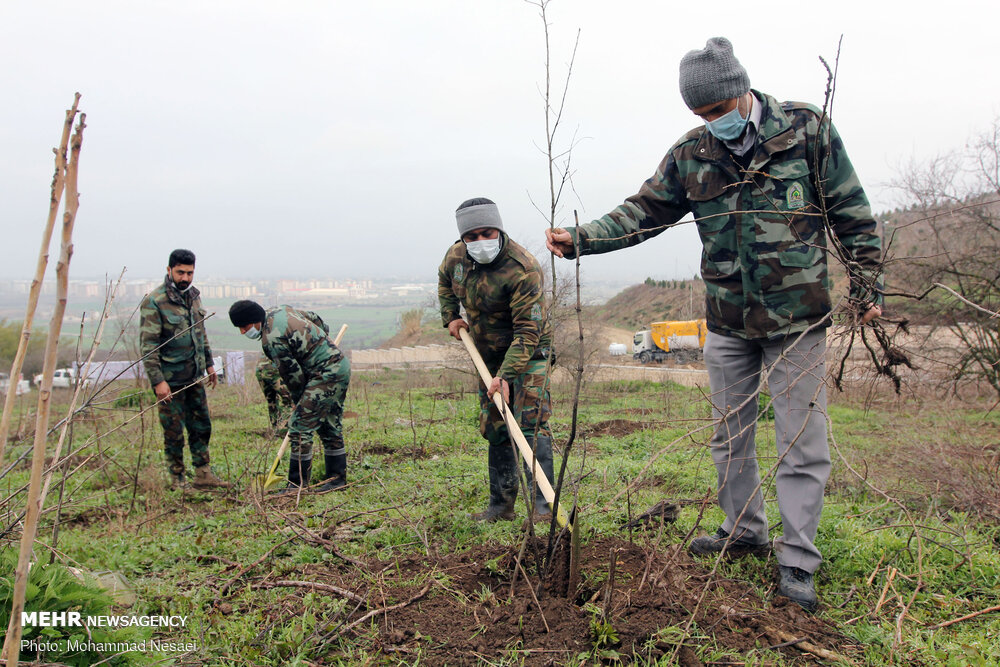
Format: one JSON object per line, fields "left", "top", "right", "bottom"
{"left": 583, "top": 419, "right": 648, "bottom": 438}
{"left": 280, "top": 537, "right": 856, "bottom": 665}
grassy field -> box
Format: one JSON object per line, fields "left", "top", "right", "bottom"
{"left": 200, "top": 302, "right": 432, "bottom": 353}
{"left": 1, "top": 369, "right": 999, "bottom": 665}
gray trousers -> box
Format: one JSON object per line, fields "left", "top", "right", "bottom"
{"left": 704, "top": 328, "right": 830, "bottom": 573}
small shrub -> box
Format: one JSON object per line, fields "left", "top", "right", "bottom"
{"left": 0, "top": 552, "right": 150, "bottom": 666}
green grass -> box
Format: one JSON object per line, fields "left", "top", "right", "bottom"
{"left": 2, "top": 371, "right": 999, "bottom": 665}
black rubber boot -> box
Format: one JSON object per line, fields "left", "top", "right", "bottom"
{"left": 525, "top": 435, "right": 555, "bottom": 520}
{"left": 275, "top": 458, "right": 311, "bottom": 496}
{"left": 472, "top": 439, "right": 519, "bottom": 522}
{"left": 318, "top": 451, "right": 347, "bottom": 492}
{"left": 471, "top": 500, "right": 517, "bottom": 522}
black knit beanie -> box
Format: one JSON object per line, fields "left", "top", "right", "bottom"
{"left": 229, "top": 300, "right": 266, "bottom": 327}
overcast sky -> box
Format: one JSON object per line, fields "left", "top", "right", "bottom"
{"left": 2, "top": 1, "right": 998, "bottom": 284}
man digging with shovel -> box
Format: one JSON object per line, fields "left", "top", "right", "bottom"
{"left": 438, "top": 197, "right": 556, "bottom": 523}
{"left": 229, "top": 301, "right": 351, "bottom": 494}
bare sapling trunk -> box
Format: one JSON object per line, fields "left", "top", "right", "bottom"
{"left": 2, "top": 104, "right": 85, "bottom": 665}
{"left": 525, "top": 0, "right": 582, "bottom": 559}
{"left": 0, "top": 94, "right": 81, "bottom": 465}
{"left": 545, "top": 210, "right": 586, "bottom": 567}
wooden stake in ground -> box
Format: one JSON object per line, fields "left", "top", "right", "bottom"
{"left": 0, "top": 94, "right": 81, "bottom": 465}
{"left": 2, "top": 102, "right": 85, "bottom": 666}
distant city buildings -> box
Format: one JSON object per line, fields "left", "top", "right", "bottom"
{"left": 0, "top": 277, "right": 429, "bottom": 305}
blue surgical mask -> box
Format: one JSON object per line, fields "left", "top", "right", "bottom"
{"left": 466, "top": 238, "right": 501, "bottom": 264}
{"left": 244, "top": 326, "right": 262, "bottom": 341}
{"left": 705, "top": 103, "right": 749, "bottom": 141}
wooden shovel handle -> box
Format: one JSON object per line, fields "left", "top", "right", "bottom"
{"left": 458, "top": 328, "right": 570, "bottom": 531}
{"left": 333, "top": 324, "right": 347, "bottom": 346}
{"left": 267, "top": 432, "right": 292, "bottom": 479}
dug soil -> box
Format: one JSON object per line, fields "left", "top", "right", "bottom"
{"left": 276, "top": 536, "right": 857, "bottom": 665}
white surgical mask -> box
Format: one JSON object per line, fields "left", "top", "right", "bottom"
{"left": 704, "top": 96, "right": 750, "bottom": 141}
{"left": 244, "top": 326, "right": 262, "bottom": 341}
{"left": 465, "top": 238, "right": 501, "bottom": 264}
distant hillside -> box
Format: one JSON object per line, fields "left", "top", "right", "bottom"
{"left": 375, "top": 280, "right": 708, "bottom": 350}
{"left": 879, "top": 195, "right": 1000, "bottom": 324}
{"left": 590, "top": 280, "right": 705, "bottom": 330}
{"left": 379, "top": 308, "right": 453, "bottom": 349}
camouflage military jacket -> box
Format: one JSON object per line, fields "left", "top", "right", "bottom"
{"left": 260, "top": 305, "right": 341, "bottom": 396}
{"left": 438, "top": 234, "right": 553, "bottom": 381}
{"left": 139, "top": 276, "right": 213, "bottom": 387}
{"left": 566, "top": 91, "right": 883, "bottom": 340}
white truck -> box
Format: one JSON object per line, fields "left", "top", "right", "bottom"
{"left": 33, "top": 368, "right": 90, "bottom": 389}
{"left": 0, "top": 372, "right": 31, "bottom": 396}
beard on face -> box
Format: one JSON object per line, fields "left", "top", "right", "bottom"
{"left": 175, "top": 280, "right": 191, "bottom": 291}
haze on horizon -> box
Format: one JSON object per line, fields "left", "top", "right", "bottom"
{"left": 2, "top": 1, "right": 998, "bottom": 285}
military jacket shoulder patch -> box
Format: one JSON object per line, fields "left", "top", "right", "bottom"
{"left": 530, "top": 303, "right": 542, "bottom": 321}
{"left": 786, "top": 181, "right": 806, "bottom": 209}
{"left": 453, "top": 264, "right": 464, "bottom": 282}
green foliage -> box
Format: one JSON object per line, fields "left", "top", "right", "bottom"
{"left": 113, "top": 389, "right": 152, "bottom": 409}
{"left": 0, "top": 319, "right": 48, "bottom": 377}
{"left": 0, "top": 320, "right": 81, "bottom": 377}
{"left": 0, "top": 552, "right": 151, "bottom": 666}
{"left": 584, "top": 603, "right": 622, "bottom": 662}
{"left": 757, "top": 390, "right": 774, "bottom": 421}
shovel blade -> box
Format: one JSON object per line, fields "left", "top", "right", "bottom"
{"left": 262, "top": 472, "right": 284, "bottom": 491}
{"left": 248, "top": 473, "right": 280, "bottom": 494}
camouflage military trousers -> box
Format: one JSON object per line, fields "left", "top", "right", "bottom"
{"left": 479, "top": 358, "right": 553, "bottom": 444}
{"left": 255, "top": 359, "right": 292, "bottom": 432}
{"left": 158, "top": 382, "right": 212, "bottom": 474}
{"left": 288, "top": 355, "right": 351, "bottom": 463}
{"left": 478, "top": 357, "right": 553, "bottom": 506}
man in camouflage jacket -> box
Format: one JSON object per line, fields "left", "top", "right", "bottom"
{"left": 439, "top": 197, "right": 556, "bottom": 523}
{"left": 140, "top": 248, "right": 230, "bottom": 489}
{"left": 546, "top": 38, "right": 883, "bottom": 611}
{"left": 229, "top": 301, "right": 350, "bottom": 493}
{"left": 255, "top": 357, "right": 292, "bottom": 436}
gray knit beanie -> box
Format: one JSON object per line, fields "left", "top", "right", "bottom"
{"left": 455, "top": 197, "right": 504, "bottom": 237}
{"left": 678, "top": 37, "right": 750, "bottom": 110}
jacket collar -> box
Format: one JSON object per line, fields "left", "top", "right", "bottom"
{"left": 163, "top": 274, "right": 199, "bottom": 305}
{"left": 692, "top": 90, "right": 798, "bottom": 169}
